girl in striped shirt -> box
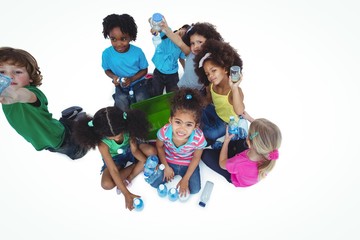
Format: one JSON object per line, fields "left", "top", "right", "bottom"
{"left": 155, "top": 87, "right": 207, "bottom": 197}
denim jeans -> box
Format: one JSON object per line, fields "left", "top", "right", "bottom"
{"left": 150, "top": 162, "right": 201, "bottom": 194}
{"left": 100, "top": 147, "right": 135, "bottom": 173}
{"left": 113, "top": 79, "right": 150, "bottom": 111}
{"left": 151, "top": 68, "right": 179, "bottom": 97}
{"left": 200, "top": 104, "right": 227, "bottom": 144}
{"left": 47, "top": 117, "right": 89, "bottom": 160}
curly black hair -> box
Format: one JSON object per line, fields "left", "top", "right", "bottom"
{"left": 170, "top": 87, "right": 205, "bottom": 124}
{"left": 182, "top": 22, "right": 223, "bottom": 47}
{"left": 102, "top": 13, "right": 137, "bottom": 41}
{"left": 194, "top": 39, "right": 243, "bottom": 86}
{"left": 73, "top": 107, "right": 150, "bottom": 149}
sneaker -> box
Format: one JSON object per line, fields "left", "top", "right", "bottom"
{"left": 61, "top": 106, "right": 83, "bottom": 120}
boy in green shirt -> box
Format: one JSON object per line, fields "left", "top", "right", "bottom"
{"left": 0, "top": 47, "right": 88, "bottom": 160}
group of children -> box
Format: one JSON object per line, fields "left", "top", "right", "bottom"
{"left": 0, "top": 13, "right": 282, "bottom": 211}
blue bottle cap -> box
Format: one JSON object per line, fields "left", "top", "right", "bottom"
{"left": 199, "top": 201, "right": 206, "bottom": 207}
{"left": 133, "top": 198, "right": 144, "bottom": 211}
{"left": 152, "top": 13, "right": 163, "bottom": 22}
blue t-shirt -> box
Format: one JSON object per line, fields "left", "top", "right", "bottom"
{"left": 151, "top": 32, "right": 185, "bottom": 74}
{"left": 102, "top": 44, "right": 148, "bottom": 82}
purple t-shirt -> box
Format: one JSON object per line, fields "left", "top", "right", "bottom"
{"left": 226, "top": 149, "right": 259, "bottom": 187}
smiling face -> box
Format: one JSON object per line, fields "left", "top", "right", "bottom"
{"left": 0, "top": 63, "right": 32, "bottom": 90}
{"left": 170, "top": 110, "right": 198, "bottom": 144}
{"left": 203, "top": 60, "right": 228, "bottom": 86}
{"left": 109, "top": 27, "right": 131, "bottom": 53}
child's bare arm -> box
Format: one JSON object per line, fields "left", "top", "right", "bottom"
{"left": 161, "top": 17, "right": 191, "bottom": 55}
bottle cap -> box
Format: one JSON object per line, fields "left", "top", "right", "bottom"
{"left": 152, "top": 13, "right": 163, "bottom": 22}
{"left": 158, "top": 164, "right": 165, "bottom": 170}
{"left": 199, "top": 201, "right": 206, "bottom": 207}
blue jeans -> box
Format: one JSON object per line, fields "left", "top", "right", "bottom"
{"left": 151, "top": 68, "right": 179, "bottom": 97}
{"left": 200, "top": 104, "right": 227, "bottom": 144}
{"left": 47, "top": 117, "right": 88, "bottom": 160}
{"left": 100, "top": 147, "right": 135, "bottom": 173}
{"left": 113, "top": 79, "right": 150, "bottom": 111}
{"left": 150, "top": 163, "right": 201, "bottom": 194}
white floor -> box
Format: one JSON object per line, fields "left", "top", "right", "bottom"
{"left": 1, "top": 1, "right": 359, "bottom": 239}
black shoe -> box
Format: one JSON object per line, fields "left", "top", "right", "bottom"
{"left": 61, "top": 106, "right": 83, "bottom": 120}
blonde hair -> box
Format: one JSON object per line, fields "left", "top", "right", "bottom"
{"left": 248, "top": 118, "right": 282, "bottom": 180}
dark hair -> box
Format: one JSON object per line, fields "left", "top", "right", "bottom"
{"left": 162, "top": 24, "right": 191, "bottom": 40}
{"left": 194, "top": 39, "right": 243, "bottom": 86}
{"left": 102, "top": 13, "right": 138, "bottom": 41}
{"left": 0, "top": 47, "right": 43, "bottom": 86}
{"left": 182, "top": 22, "right": 223, "bottom": 47}
{"left": 73, "top": 107, "right": 150, "bottom": 149}
{"left": 170, "top": 88, "right": 205, "bottom": 124}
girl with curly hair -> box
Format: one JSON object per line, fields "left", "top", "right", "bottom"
{"left": 194, "top": 39, "right": 254, "bottom": 145}
{"left": 73, "top": 106, "right": 156, "bottom": 211}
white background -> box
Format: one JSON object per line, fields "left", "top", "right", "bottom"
{"left": 1, "top": 0, "right": 359, "bottom": 239}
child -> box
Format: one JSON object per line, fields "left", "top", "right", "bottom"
{"left": 151, "top": 88, "right": 207, "bottom": 197}
{"left": 73, "top": 106, "right": 156, "bottom": 210}
{"left": 150, "top": 21, "right": 190, "bottom": 97}
{"left": 194, "top": 39, "right": 254, "bottom": 145}
{"left": 161, "top": 20, "right": 223, "bottom": 91}
{"left": 102, "top": 13, "right": 150, "bottom": 111}
{"left": 0, "top": 47, "right": 88, "bottom": 160}
{"left": 202, "top": 118, "right": 282, "bottom": 187}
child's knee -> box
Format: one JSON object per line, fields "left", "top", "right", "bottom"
{"left": 101, "top": 180, "right": 115, "bottom": 190}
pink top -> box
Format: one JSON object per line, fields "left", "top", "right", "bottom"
{"left": 226, "top": 149, "right": 259, "bottom": 187}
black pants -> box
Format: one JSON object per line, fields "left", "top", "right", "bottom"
{"left": 201, "top": 139, "right": 248, "bottom": 182}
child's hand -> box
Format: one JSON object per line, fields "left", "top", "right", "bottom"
{"left": 159, "top": 17, "right": 170, "bottom": 33}
{"left": 0, "top": 86, "right": 21, "bottom": 104}
{"left": 176, "top": 179, "right": 190, "bottom": 197}
{"left": 224, "top": 126, "right": 234, "bottom": 143}
{"left": 228, "top": 75, "right": 243, "bottom": 89}
{"left": 124, "top": 192, "right": 140, "bottom": 211}
{"left": 163, "top": 166, "right": 174, "bottom": 182}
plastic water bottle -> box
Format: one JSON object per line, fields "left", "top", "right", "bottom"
{"left": 152, "top": 33, "right": 162, "bottom": 49}
{"left": 211, "top": 141, "right": 223, "bottom": 150}
{"left": 128, "top": 87, "right": 135, "bottom": 104}
{"left": 157, "top": 183, "right": 168, "bottom": 198}
{"left": 230, "top": 65, "right": 241, "bottom": 83}
{"left": 199, "top": 181, "right": 214, "bottom": 207}
{"left": 119, "top": 77, "right": 126, "bottom": 88}
{"left": 238, "top": 115, "right": 248, "bottom": 139}
{"left": 144, "top": 155, "right": 159, "bottom": 178}
{"left": 133, "top": 197, "right": 144, "bottom": 211}
{"left": 145, "top": 164, "right": 165, "bottom": 184}
{"left": 150, "top": 13, "right": 163, "bottom": 32}
{"left": 228, "top": 116, "right": 239, "bottom": 141}
{"left": 117, "top": 148, "right": 124, "bottom": 154}
{"left": 168, "top": 188, "right": 179, "bottom": 202}
{"left": 0, "top": 73, "right": 11, "bottom": 94}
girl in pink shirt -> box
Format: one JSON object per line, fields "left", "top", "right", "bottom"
{"left": 203, "top": 118, "right": 282, "bottom": 187}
